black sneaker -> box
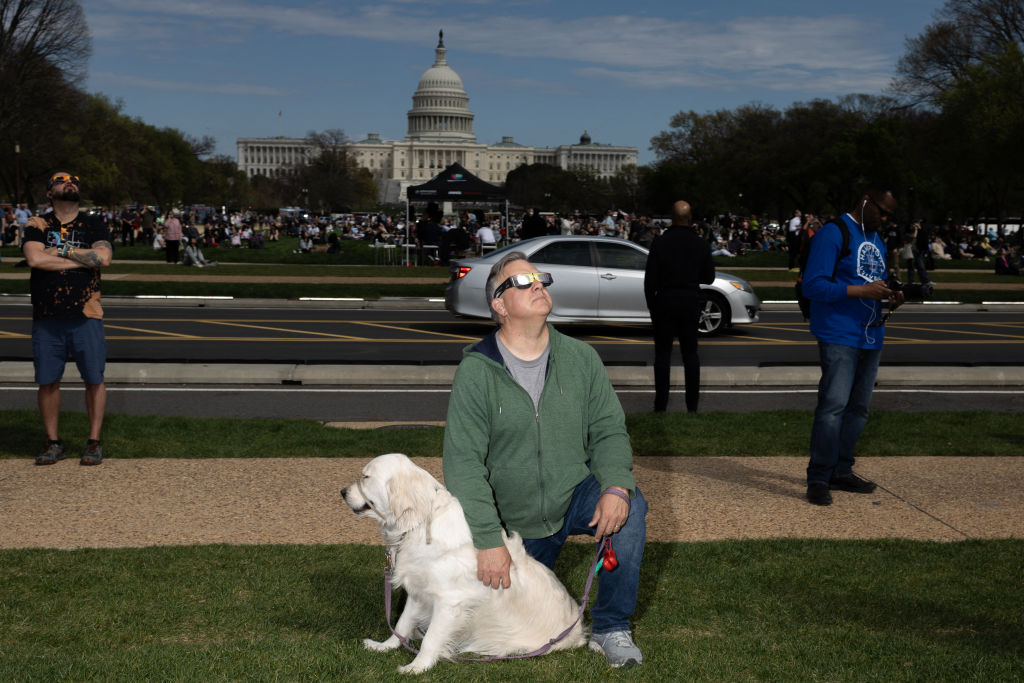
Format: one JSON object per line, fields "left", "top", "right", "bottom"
{"left": 35, "top": 440, "right": 66, "bottom": 466}
{"left": 830, "top": 473, "right": 876, "bottom": 493}
{"left": 806, "top": 482, "right": 833, "bottom": 506}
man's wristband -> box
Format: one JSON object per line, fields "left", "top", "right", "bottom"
{"left": 60, "top": 242, "right": 69, "bottom": 258}
{"left": 603, "top": 487, "right": 631, "bottom": 507}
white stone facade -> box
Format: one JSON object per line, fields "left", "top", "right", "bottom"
{"left": 236, "top": 31, "right": 638, "bottom": 203}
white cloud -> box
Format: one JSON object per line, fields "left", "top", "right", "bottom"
{"left": 86, "top": 1, "right": 897, "bottom": 96}
{"left": 90, "top": 70, "right": 299, "bottom": 96}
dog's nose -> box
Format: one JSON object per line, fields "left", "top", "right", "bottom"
{"left": 341, "top": 486, "right": 349, "bottom": 498}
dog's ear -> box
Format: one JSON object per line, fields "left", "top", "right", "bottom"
{"left": 385, "top": 467, "right": 442, "bottom": 535}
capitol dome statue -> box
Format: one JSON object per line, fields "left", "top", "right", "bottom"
{"left": 406, "top": 30, "right": 475, "bottom": 141}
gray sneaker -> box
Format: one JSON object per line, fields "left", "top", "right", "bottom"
{"left": 81, "top": 441, "right": 103, "bottom": 466}
{"left": 589, "top": 630, "right": 642, "bottom": 668}
{"left": 35, "top": 441, "right": 66, "bottom": 466}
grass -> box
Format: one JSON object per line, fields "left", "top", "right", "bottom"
{"left": 1, "top": 409, "right": 1020, "bottom": 679}
{"left": 1, "top": 410, "right": 1020, "bottom": 460}
{"left": 0, "top": 540, "right": 1020, "bottom": 681}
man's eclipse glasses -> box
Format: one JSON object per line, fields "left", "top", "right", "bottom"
{"left": 48, "top": 173, "right": 80, "bottom": 188}
{"left": 494, "top": 272, "right": 553, "bottom": 298}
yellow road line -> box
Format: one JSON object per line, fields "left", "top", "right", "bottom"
{"left": 890, "top": 324, "right": 1024, "bottom": 340}
{"left": 349, "top": 320, "right": 479, "bottom": 341}
{"left": 198, "top": 320, "right": 369, "bottom": 341}
{"left": 103, "top": 324, "right": 200, "bottom": 339}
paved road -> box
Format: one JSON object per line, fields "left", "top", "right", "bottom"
{"left": 2, "top": 300, "right": 1022, "bottom": 418}
{"left": 1, "top": 302, "right": 1022, "bottom": 366}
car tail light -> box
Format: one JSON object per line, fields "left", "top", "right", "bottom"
{"left": 455, "top": 266, "right": 472, "bottom": 279}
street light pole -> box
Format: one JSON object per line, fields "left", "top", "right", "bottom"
{"left": 14, "top": 141, "right": 20, "bottom": 204}
{"left": 14, "top": 141, "right": 22, "bottom": 246}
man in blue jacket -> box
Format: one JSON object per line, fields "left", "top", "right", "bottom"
{"left": 443, "top": 251, "right": 648, "bottom": 668}
{"left": 801, "top": 185, "right": 904, "bottom": 506}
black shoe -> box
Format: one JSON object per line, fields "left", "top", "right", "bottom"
{"left": 830, "top": 473, "right": 876, "bottom": 494}
{"left": 806, "top": 482, "right": 832, "bottom": 506}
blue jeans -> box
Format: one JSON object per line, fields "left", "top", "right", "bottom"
{"left": 807, "top": 341, "right": 881, "bottom": 485}
{"left": 522, "top": 474, "right": 647, "bottom": 635}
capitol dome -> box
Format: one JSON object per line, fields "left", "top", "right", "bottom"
{"left": 406, "top": 30, "right": 475, "bottom": 141}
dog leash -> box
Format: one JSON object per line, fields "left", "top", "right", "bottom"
{"left": 382, "top": 537, "right": 612, "bottom": 662}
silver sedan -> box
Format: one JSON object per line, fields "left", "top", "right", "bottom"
{"left": 444, "top": 235, "right": 760, "bottom": 335}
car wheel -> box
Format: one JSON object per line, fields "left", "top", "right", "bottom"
{"left": 698, "top": 292, "right": 730, "bottom": 335}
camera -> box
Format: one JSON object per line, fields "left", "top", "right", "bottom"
{"left": 888, "top": 272, "right": 934, "bottom": 301}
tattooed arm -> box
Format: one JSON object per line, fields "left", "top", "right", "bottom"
{"left": 29, "top": 240, "right": 113, "bottom": 270}
{"left": 67, "top": 240, "right": 113, "bottom": 269}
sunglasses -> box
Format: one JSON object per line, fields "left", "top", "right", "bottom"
{"left": 868, "top": 197, "right": 896, "bottom": 222}
{"left": 48, "top": 174, "right": 80, "bottom": 188}
{"left": 493, "top": 271, "right": 553, "bottom": 298}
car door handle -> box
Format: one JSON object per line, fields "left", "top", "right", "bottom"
{"left": 600, "top": 273, "right": 617, "bottom": 280}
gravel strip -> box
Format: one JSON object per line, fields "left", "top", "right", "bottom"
{"left": 1, "top": 456, "right": 1020, "bottom": 550}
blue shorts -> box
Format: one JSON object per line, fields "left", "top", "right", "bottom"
{"left": 32, "top": 318, "right": 107, "bottom": 385}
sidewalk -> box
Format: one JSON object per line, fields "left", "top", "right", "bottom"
{"left": 0, "top": 456, "right": 1020, "bottom": 550}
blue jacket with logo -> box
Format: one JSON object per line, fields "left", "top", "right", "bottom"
{"left": 802, "top": 213, "right": 888, "bottom": 350}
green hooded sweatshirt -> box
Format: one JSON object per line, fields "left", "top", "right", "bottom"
{"left": 442, "top": 325, "right": 636, "bottom": 550}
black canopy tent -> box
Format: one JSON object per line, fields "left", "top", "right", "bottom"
{"left": 404, "top": 163, "right": 508, "bottom": 263}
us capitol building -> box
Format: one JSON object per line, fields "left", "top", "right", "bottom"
{"left": 236, "top": 31, "right": 638, "bottom": 203}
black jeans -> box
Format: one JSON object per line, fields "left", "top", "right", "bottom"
{"left": 652, "top": 295, "right": 701, "bottom": 412}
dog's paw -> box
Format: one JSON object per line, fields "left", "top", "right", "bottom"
{"left": 397, "top": 660, "right": 434, "bottom": 675}
{"left": 363, "top": 637, "right": 398, "bottom": 651}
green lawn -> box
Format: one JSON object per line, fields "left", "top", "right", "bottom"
{"left": 1, "top": 411, "right": 1020, "bottom": 680}
{"left": 1, "top": 409, "right": 1020, "bottom": 460}
{"left": 1, "top": 541, "right": 1020, "bottom": 681}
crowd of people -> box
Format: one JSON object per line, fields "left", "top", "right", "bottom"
{"left": 5, "top": 200, "right": 1023, "bottom": 275}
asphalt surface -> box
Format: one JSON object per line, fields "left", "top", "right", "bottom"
{"left": 2, "top": 297, "right": 1023, "bottom": 384}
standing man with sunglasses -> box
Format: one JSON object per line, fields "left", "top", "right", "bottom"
{"left": 802, "top": 184, "right": 904, "bottom": 506}
{"left": 442, "top": 251, "right": 648, "bottom": 668}
{"left": 22, "top": 172, "right": 113, "bottom": 466}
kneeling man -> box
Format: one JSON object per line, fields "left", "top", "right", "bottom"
{"left": 443, "top": 251, "right": 648, "bottom": 668}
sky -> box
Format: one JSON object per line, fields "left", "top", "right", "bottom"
{"left": 82, "top": 0, "right": 945, "bottom": 166}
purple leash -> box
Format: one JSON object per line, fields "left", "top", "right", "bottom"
{"left": 382, "top": 537, "right": 609, "bottom": 662}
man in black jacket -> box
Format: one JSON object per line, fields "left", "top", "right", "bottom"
{"left": 643, "top": 200, "right": 715, "bottom": 413}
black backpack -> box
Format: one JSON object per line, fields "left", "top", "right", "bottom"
{"left": 794, "top": 219, "right": 851, "bottom": 321}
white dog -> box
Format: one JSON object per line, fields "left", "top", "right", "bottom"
{"left": 341, "top": 453, "right": 586, "bottom": 674}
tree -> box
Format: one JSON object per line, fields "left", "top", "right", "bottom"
{"left": 285, "top": 130, "right": 378, "bottom": 212}
{"left": 608, "top": 165, "right": 641, "bottom": 214}
{"left": 0, "top": 0, "right": 91, "bottom": 201}
{"left": 934, "top": 42, "right": 1024, "bottom": 226}
{"left": 893, "top": 0, "right": 1024, "bottom": 103}
{"left": 504, "top": 163, "right": 573, "bottom": 212}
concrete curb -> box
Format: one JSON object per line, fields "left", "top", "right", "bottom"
{"left": 3, "top": 361, "right": 1022, "bottom": 387}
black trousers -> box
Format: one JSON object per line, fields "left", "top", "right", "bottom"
{"left": 652, "top": 295, "right": 702, "bottom": 412}
{"left": 787, "top": 231, "right": 801, "bottom": 268}
{"left": 166, "top": 240, "right": 180, "bottom": 263}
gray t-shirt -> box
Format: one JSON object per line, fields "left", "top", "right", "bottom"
{"left": 496, "top": 334, "right": 550, "bottom": 412}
